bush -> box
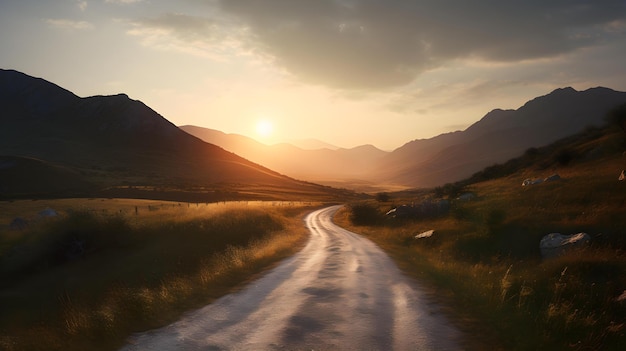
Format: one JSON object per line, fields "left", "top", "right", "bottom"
{"left": 348, "top": 202, "right": 383, "bottom": 226}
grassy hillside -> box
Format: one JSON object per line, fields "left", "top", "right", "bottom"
{"left": 0, "top": 199, "right": 321, "bottom": 351}
{"left": 336, "top": 124, "right": 626, "bottom": 350}
{"left": 374, "top": 87, "right": 626, "bottom": 188}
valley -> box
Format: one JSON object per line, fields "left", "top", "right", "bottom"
{"left": 1, "top": 69, "right": 626, "bottom": 350}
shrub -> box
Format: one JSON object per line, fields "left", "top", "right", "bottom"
{"left": 348, "top": 202, "right": 383, "bottom": 226}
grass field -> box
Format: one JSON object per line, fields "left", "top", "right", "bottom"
{"left": 0, "top": 199, "right": 321, "bottom": 351}
{"left": 336, "top": 127, "right": 626, "bottom": 350}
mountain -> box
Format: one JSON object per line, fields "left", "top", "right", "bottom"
{"left": 184, "top": 87, "right": 626, "bottom": 190}
{"left": 0, "top": 69, "right": 353, "bottom": 200}
{"left": 179, "top": 125, "right": 389, "bottom": 183}
{"left": 374, "top": 87, "right": 626, "bottom": 187}
{"left": 284, "top": 138, "right": 339, "bottom": 150}
{"left": 6, "top": 68, "right": 624, "bottom": 196}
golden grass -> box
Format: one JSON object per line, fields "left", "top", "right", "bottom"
{"left": 0, "top": 200, "right": 318, "bottom": 351}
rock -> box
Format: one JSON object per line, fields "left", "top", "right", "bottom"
{"left": 544, "top": 174, "right": 561, "bottom": 182}
{"left": 523, "top": 178, "right": 544, "bottom": 186}
{"left": 415, "top": 230, "right": 434, "bottom": 239}
{"left": 540, "top": 232, "right": 591, "bottom": 258}
{"left": 385, "top": 205, "right": 416, "bottom": 218}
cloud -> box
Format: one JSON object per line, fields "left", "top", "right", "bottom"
{"left": 105, "top": 0, "right": 143, "bottom": 4}
{"left": 384, "top": 77, "right": 540, "bottom": 119}
{"left": 132, "top": 13, "right": 219, "bottom": 42}
{"left": 77, "top": 1, "right": 87, "bottom": 11}
{"left": 126, "top": 13, "right": 251, "bottom": 61}
{"left": 46, "top": 19, "right": 94, "bottom": 30}
{"left": 212, "top": 0, "right": 626, "bottom": 90}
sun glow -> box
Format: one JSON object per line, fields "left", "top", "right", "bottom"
{"left": 256, "top": 119, "right": 274, "bottom": 138}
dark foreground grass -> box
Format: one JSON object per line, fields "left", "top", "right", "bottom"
{"left": 0, "top": 201, "right": 317, "bottom": 351}
{"left": 336, "top": 202, "right": 626, "bottom": 350}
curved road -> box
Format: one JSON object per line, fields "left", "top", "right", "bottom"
{"left": 121, "top": 205, "right": 462, "bottom": 350}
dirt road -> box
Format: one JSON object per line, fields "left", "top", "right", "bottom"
{"left": 120, "top": 205, "right": 462, "bottom": 350}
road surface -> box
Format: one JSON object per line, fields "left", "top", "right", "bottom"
{"left": 120, "top": 205, "right": 462, "bottom": 350}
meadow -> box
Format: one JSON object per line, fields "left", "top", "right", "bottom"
{"left": 336, "top": 127, "right": 626, "bottom": 350}
{"left": 0, "top": 199, "right": 320, "bottom": 351}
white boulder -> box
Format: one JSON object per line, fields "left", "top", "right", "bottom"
{"left": 415, "top": 230, "right": 434, "bottom": 239}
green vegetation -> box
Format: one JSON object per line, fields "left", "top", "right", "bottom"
{"left": 0, "top": 200, "right": 318, "bottom": 351}
{"left": 337, "top": 126, "right": 626, "bottom": 350}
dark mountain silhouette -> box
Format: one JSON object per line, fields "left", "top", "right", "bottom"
{"left": 0, "top": 69, "right": 352, "bottom": 200}
{"left": 179, "top": 125, "right": 388, "bottom": 182}
{"left": 374, "top": 87, "right": 626, "bottom": 187}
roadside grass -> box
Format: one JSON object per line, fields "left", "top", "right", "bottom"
{"left": 0, "top": 200, "right": 318, "bottom": 351}
{"left": 335, "top": 129, "right": 626, "bottom": 350}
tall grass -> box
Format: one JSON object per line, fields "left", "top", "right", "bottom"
{"left": 336, "top": 166, "right": 626, "bottom": 350}
{"left": 0, "top": 201, "right": 316, "bottom": 351}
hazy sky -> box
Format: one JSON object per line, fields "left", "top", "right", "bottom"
{"left": 1, "top": 0, "right": 625, "bottom": 150}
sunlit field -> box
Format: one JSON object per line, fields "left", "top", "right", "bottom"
{"left": 336, "top": 127, "right": 626, "bottom": 350}
{"left": 0, "top": 199, "right": 321, "bottom": 351}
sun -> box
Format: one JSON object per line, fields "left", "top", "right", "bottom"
{"left": 256, "top": 119, "right": 274, "bottom": 138}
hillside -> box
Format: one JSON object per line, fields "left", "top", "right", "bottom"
{"left": 374, "top": 87, "right": 626, "bottom": 188}
{"left": 338, "top": 121, "right": 626, "bottom": 350}
{"left": 0, "top": 69, "right": 355, "bottom": 201}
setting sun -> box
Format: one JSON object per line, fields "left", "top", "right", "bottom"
{"left": 256, "top": 119, "right": 274, "bottom": 138}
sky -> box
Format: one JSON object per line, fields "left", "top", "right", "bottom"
{"left": 1, "top": 0, "right": 625, "bottom": 150}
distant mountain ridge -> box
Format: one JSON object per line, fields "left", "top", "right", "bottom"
{"left": 4, "top": 68, "right": 626, "bottom": 195}
{"left": 183, "top": 86, "right": 626, "bottom": 189}
{"left": 284, "top": 138, "right": 339, "bottom": 150}
{"left": 372, "top": 86, "right": 626, "bottom": 187}
{"left": 0, "top": 69, "right": 348, "bottom": 200}
{"left": 179, "top": 125, "right": 389, "bottom": 182}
